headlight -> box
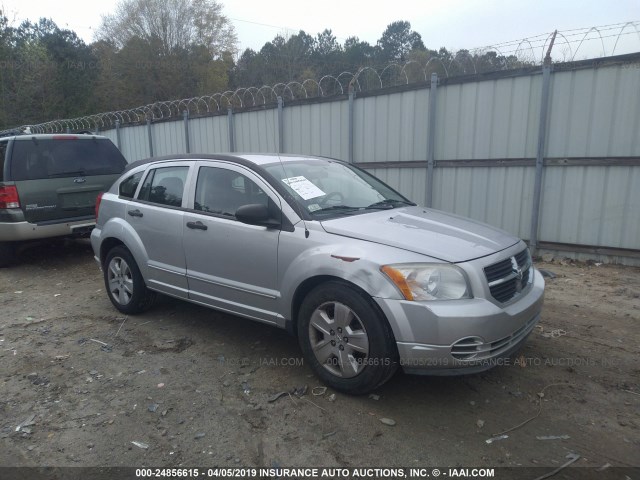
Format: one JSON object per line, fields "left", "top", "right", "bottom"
{"left": 381, "top": 264, "right": 471, "bottom": 301}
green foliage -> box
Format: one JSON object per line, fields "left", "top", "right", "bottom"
{"left": 377, "top": 21, "right": 425, "bottom": 62}
{"left": 0, "top": 0, "right": 237, "bottom": 129}
{"left": 0, "top": 17, "right": 99, "bottom": 127}
{"left": 0, "top": 10, "right": 537, "bottom": 130}
{"left": 89, "top": 37, "right": 230, "bottom": 111}
{"left": 96, "top": 0, "right": 237, "bottom": 58}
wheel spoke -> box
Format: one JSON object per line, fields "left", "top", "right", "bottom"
{"left": 345, "top": 330, "right": 369, "bottom": 354}
{"left": 121, "top": 263, "right": 131, "bottom": 277}
{"left": 108, "top": 278, "right": 120, "bottom": 292}
{"left": 123, "top": 278, "right": 134, "bottom": 295}
{"left": 337, "top": 350, "right": 359, "bottom": 377}
{"left": 109, "top": 261, "right": 120, "bottom": 277}
{"left": 313, "top": 339, "right": 335, "bottom": 364}
{"left": 333, "top": 302, "right": 352, "bottom": 328}
{"left": 309, "top": 309, "right": 333, "bottom": 336}
{"left": 118, "top": 287, "right": 128, "bottom": 305}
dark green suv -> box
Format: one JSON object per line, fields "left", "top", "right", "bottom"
{"left": 0, "top": 134, "right": 127, "bottom": 266}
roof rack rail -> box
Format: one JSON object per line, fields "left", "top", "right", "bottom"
{"left": 0, "top": 129, "right": 25, "bottom": 138}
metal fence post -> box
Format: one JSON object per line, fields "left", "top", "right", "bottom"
{"left": 115, "top": 120, "right": 121, "bottom": 150}
{"left": 529, "top": 64, "right": 552, "bottom": 255}
{"left": 277, "top": 96, "right": 284, "bottom": 153}
{"left": 183, "top": 110, "right": 190, "bottom": 154}
{"left": 147, "top": 118, "right": 154, "bottom": 157}
{"left": 227, "top": 107, "right": 235, "bottom": 152}
{"left": 348, "top": 91, "right": 355, "bottom": 163}
{"left": 425, "top": 72, "right": 438, "bottom": 208}
{"left": 529, "top": 33, "right": 556, "bottom": 256}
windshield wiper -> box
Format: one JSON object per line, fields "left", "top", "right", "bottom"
{"left": 365, "top": 199, "right": 416, "bottom": 209}
{"left": 312, "top": 205, "right": 361, "bottom": 215}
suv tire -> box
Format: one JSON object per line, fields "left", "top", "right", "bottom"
{"left": 104, "top": 246, "right": 156, "bottom": 314}
{"left": 298, "top": 281, "right": 398, "bottom": 394}
{"left": 0, "top": 242, "right": 16, "bottom": 268}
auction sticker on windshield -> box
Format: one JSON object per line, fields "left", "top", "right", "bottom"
{"left": 282, "top": 176, "right": 325, "bottom": 200}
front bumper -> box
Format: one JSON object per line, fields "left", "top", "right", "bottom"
{"left": 374, "top": 269, "right": 545, "bottom": 375}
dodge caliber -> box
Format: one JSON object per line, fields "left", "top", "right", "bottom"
{"left": 91, "top": 154, "right": 544, "bottom": 393}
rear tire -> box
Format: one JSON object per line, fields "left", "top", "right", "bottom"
{"left": 0, "top": 242, "right": 16, "bottom": 268}
{"left": 298, "top": 281, "right": 398, "bottom": 394}
{"left": 104, "top": 246, "right": 156, "bottom": 314}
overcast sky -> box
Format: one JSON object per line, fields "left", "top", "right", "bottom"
{"left": 1, "top": 0, "right": 639, "bottom": 60}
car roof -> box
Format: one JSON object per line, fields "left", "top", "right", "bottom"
{"left": 124, "top": 153, "right": 346, "bottom": 172}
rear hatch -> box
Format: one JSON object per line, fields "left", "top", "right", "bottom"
{"left": 8, "top": 136, "right": 126, "bottom": 223}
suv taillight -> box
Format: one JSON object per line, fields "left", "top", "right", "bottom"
{"left": 95, "top": 192, "right": 104, "bottom": 219}
{"left": 0, "top": 186, "right": 20, "bottom": 209}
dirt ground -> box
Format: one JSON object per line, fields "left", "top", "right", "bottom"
{"left": 0, "top": 239, "right": 638, "bottom": 474}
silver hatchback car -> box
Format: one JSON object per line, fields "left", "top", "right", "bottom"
{"left": 91, "top": 154, "right": 544, "bottom": 394}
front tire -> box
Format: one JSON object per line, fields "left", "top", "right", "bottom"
{"left": 298, "top": 281, "right": 398, "bottom": 394}
{"left": 104, "top": 246, "right": 156, "bottom": 314}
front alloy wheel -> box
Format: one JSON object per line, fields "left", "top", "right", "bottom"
{"left": 308, "top": 301, "right": 370, "bottom": 378}
{"left": 299, "top": 281, "right": 398, "bottom": 394}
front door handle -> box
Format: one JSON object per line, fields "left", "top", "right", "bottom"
{"left": 127, "top": 209, "right": 143, "bottom": 218}
{"left": 186, "top": 221, "right": 208, "bottom": 231}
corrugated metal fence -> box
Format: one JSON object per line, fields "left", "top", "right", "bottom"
{"left": 101, "top": 53, "right": 640, "bottom": 265}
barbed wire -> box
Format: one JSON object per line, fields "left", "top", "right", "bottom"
{"left": 1, "top": 21, "right": 638, "bottom": 136}
{"left": 467, "top": 21, "right": 640, "bottom": 64}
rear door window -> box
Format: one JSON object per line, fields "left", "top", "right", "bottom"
{"left": 9, "top": 138, "right": 127, "bottom": 180}
{"left": 138, "top": 166, "right": 189, "bottom": 207}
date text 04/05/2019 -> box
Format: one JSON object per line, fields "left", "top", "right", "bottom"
{"left": 136, "top": 468, "right": 404, "bottom": 478}
{"left": 135, "top": 467, "right": 496, "bottom": 478}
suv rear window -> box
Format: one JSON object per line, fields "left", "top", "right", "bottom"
{"left": 0, "top": 142, "right": 7, "bottom": 181}
{"left": 9, "top": 138, "right": 127, "bottom": 181}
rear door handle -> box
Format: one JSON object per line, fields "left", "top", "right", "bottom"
{"left": 128, "top": 209, "right": 143, "bottom": 218}
{"left": 186, "top": 221, "right": 207, "bottom": 231}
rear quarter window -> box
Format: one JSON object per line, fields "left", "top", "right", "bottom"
{"left": 119, "top": 171, "right": 143, "bottom": 198}
{"left": 9, "top": 138, "right": 127, "bottom": 180}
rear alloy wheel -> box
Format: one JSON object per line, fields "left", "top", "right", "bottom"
{"left": 298, "top": 281, "right": 398, "bottom": 394}
{"left": 104, "top": 246, "right": 156, "bottom": 314}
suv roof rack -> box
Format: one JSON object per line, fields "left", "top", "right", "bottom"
{"left": 0, "top": 129, "right": 25, "bottom": 139}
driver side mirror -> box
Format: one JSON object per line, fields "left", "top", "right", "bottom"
{"left": 235, "top": 203, "right": 281, "bottom": 229}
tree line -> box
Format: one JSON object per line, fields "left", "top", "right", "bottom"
{"left": 0, "top": 0, "right": 528, "bottom": 130}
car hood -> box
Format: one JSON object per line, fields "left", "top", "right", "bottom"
{"left": 320, "top": 206, "right": 520, "bottom": 263}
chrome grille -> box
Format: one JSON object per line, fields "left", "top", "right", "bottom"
{"left": 484, "top": 248, "right": 532, "bottom": 303}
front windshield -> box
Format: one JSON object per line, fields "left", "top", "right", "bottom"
{"left": 262, "top": 159, "right": 415, "bottom": 218}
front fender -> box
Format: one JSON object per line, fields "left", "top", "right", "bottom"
{"left": 278, "top": 242, "right": 404, "bottom": 321}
